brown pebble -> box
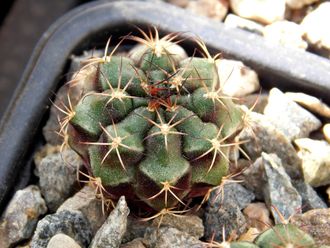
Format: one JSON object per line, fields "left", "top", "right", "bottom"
{"left": 291, "top": 208, "right": 330, "bottom": 246}
{"left": 243, "top": 202, "right": 273, "bottom": 232}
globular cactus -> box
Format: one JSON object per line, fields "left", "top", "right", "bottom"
{"left": 206, "top": 225, "right": 315, "bottom": 248}
{"left": 207, "top": 241, "right": 259, "bottom": 248}
{"left": 255, "top": 223, "right": 315, "bottom": 248}
{"left": 59, "top": 28, "right": 244, "bottom": 213}
{"left": 230, "top": 242, "right": 260, "bottom": 248}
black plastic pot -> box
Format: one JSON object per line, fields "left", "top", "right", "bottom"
{"left": 0, "top": 0, "right": 330, "bottom": 213}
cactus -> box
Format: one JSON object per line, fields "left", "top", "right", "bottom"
{"left": 230, "top": 242, "right": 260, "bottom": 248}
{"left": 255, "top": 223, "right": 315, "bottom": 248}
{"left": 210, "top": 241, "right": 259, "bottom": 248}
{"left": 59, "top": 28, "right": 244, "bottom": 213}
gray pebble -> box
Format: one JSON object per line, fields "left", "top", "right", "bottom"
{"left": 90, "top": 196, "right": 129, "bottom": 248}
{"left": 238, "top": 111, "right": 302, "bottom": 179}
{"left": 39, "top": 149, "right": 82, "bottom": 212}
{"left": 292, "top": 180, "right": 328, "bottom": 211}
{"left": 241, "top": 157, "right": 265, "bottom": 200}
{"left": 31, "top": 210, "right": 92, "bottom": 248}
{"left": 264, "top": 88, "right": 321, "bottom": 141}
{"left": 240, "top": 93, "right": 269, "bottom": 114}
{"left": 0, "top": 185, "right": 47, "bottom": 247}
{"left": 122, "top": 216, "right": 151, "bottom": 244}
{"left": 144, "top": 226, "right": 206, "bottom": 248}
{"left": 221, "top": 182, "right": 255, "bottom": 210}
{"left": 120, "top": 238, "right": 146, "bottom": 248}
{"left": 262, "top": 153, "right": 302, "bottom": 223}
{"left": 152, "top": 214, "right": 204, "bottom": 239}
{"left": 33, "top": 145, "right": 61, "bottom": 176}
{"left": 203, "top": 196, "right": 247, "bottom": 242}
{"left": 57, "top": 185, "right": 107, "bottom": 235}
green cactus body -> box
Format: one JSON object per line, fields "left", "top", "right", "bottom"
{"left": 255, "top": 224, "right": 315, "bottom": 248}
{"left": 230, "top": 242, "right": 260, "bottom": 248}
{"left": 65, "top": 30, "right": 243, "bottom": 212}
{"left": 206, "top": 241, "right": 259, "bottom": 248}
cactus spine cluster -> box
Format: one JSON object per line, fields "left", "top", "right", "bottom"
{"left": 60, "top": 28, "right": 244, "bottom": 212}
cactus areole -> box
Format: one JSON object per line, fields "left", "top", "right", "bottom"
{"left": 63, "top": 28, "right": 244, "bottom": 212}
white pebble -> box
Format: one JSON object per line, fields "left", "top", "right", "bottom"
{"left": 224, "top": 14, "right": 264, "bottom": 34}
{"left": 263, "top": 21, "right": 308, "bottom": 50}
{"left": 286, "top": 0, "right": 319, "bottom": 10}
{"left": 216, "top": 59, "right": 260, "bottom": 97}
{"left": 47, "top": 234, "right": 81, "bottom": 248}
{"left": 229, "top": 0, "right": 286, "bottom": 24}
{"left": 301, "top": 2, "right": 330, "bottom": 57}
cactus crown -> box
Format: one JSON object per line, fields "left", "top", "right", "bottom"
{"left": 59, "top": 27, "right": 244, "bottom": 213}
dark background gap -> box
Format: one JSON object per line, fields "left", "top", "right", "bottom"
{"left": 0, "top": 0, "right": 94, "bottom": 120}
